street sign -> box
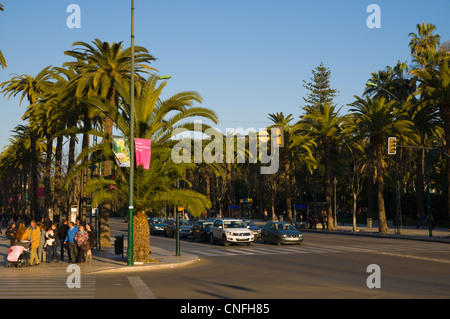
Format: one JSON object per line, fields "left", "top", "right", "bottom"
{"left": 240, "top": 198, "right": 253, "bottom": 204}
{"left": 388, "top": 137, "right": 397, "bottom": 155}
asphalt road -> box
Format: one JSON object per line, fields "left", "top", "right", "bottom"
{"left": 95, "top": 225, "right": 450, "bottom": 299}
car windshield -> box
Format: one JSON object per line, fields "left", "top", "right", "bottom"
{"left": 224, "top": 221, "right": 246, "bottom": 228}
{"left": 202, "top": 222, "right": 213, "bottom": 227}
{"left": 180, "top": 220, "right": 191, "bottom": 226}
{"left": 244, "top": 221, "right": 256, "bottom": 227}
{"left": 276, "top": 223, "right": 295, "bottom": 230}
{"left": 151, "top": 218, "right": 165, "bottom": 224}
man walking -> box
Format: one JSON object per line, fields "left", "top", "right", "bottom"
{"left": 21, "top": 220, "right": 41, "bottom": 266}
{"left": 64, "top": 222, "right": 79, "bottom": 263}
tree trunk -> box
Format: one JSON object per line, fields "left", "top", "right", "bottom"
{"left": 352, "top": 193, "right": 357, "bottom": 232}
{"left": 53, "top": 135, "right": 63, "bottom": 219}
{"left": 375, "top": 139, "right": 389, "bottom": 233}
{"left": 283, "top": 153, "right": 292, "bottom": 223}
{"left": 323, "top": 137, "right": 334, "bottom": 230}
{"left": 99, "top": 88, "right": 116, "bottom": 247}
{"left": 416, "top": 147, "right": 424, "bottom": 215}
{"left": 29, "top": 130, "right": 39, "bottom": 220}
{"left": 44, "top": 137, "right": 53, "bottom": 218}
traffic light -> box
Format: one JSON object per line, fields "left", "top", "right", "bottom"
{"left": 388, "top": 137, "right": 397, "bottom": 155}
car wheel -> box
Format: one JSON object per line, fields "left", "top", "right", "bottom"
{"left": 210, "top": 234, "right": 215, "bottom": 244}
{"left": 276, "top": 237, "right": 282, "bottom": 246}
{"left": 223, "top": 236, "right": 229, "bottom": 246}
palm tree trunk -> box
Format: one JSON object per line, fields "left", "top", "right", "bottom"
{"left": 283, "top": 153, "right": 293, "bottom": 223}
{"left": 375, "top": 139, "right": 389, "bottom": 233}
{"left": 416, "top": 147, "right": 424, "bottom": 215}
{"left": 323, "top": 137, "right": 334, "bottom": 230}
{"left": 30, "top": 130, "right": 39, "bottom": 220}
{"left": 44, "top": 137, "right": 53, "bottom": 217}
{"left": 99, "top": 88, "right": 116, "bottom": 247}
{"left": 53, "top": 135, "right": 63, "bottom": 219}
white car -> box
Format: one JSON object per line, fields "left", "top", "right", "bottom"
{"left": 210, "top": 218, "right": 254, "bottom": 246}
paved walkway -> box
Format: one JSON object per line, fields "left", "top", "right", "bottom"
{"left": 298, "top": 223, "right": 450, "bottom": 243}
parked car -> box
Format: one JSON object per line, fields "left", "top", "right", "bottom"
{"left": 190, "top": 220, "right": 214, "bottom": 241}
{"left": 164, "top": 219, "right": 192, "bottom": 238}
{"left": 242, "top": 219, "right": 261, "bottom": 239}
{"left": 210, "top": 218, "right": 254, "bottom": 246}
{"left": 149, "top": 218, "right": 166, "bottom": 235}
{"left": 261, "top": 222, "right": 303, "bottom": 245}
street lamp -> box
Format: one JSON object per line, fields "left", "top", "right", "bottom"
{"left": 333, "top": 177, "right": 337, "bottom": 229}
{"left": 127, "top": 0, "right": 136, "bottom": 266}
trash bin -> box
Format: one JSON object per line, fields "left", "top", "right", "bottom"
{"left": 367, "top": 218, "right": 372, "bottom": 228}
{"left": 114, "top": 235, "right": 124, "bottom": 255}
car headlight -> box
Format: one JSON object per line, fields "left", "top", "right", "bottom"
{"left": 281, "top": 234, "right": 287, "bottom": 238}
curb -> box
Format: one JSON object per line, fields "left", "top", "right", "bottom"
{"left": 300, "top": 228, "right": 450, "bottom": 244}
{"left": 87, "top": 254, "right": 200, "bottom": 274}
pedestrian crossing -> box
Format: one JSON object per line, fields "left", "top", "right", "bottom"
{"left": 0, "top": 267, "right": 96, "bottom": 299}
{"left": 182, "top": 242, "right": 450, "bottom": 258}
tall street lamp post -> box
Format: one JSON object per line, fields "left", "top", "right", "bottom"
{"left": 127, "top": 0, "right": 136, "bottom": 266}
{"left": 333, "top": 177, "right": 337, "bottom": 228}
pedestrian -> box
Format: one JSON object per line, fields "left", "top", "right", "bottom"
{"left": 16, "top": 222, "right": 26, "bottom": 243}
{"left": 64, "top": 222, "right": 79, "bottom": 263}
{"left": 21, "top": 220, "right": 41, "bottom": 266}
{"left": 420, "top": 212, "right": 427, "bottom": 229}
{"left": 85, "top": 223, "right": 96, "bottom": 263}
{"left": 59, "top": 219, "right": 69, "bottom": 261}
{"left": 416, "top": 213, "right": 420, "bottom": 229}
{"left": 264, "top": 209, "right": 268, "bottom": 222}
{"left": 74, "top": 224, "right": 89, "bottom": 263}
{"left": 45, "top": 223, "right": 60, "bottom": 262}
{"left": 5, "top": 222, "right": 17, "bottom": 247}
{"left": 37, "top": 222, "right": 47, "bottom": 263}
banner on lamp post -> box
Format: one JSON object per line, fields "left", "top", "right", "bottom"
{"left": 112, "top": 136, "right": 130, "bottom": 167}
{"left": 135, "top": 138, "right": 151, "bottom": 169}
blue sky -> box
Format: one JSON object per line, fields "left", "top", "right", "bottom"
{"left": 0, "top": 0, "right": 449, "bottom": 150}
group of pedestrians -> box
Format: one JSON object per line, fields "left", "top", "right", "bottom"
{"left": 3, "top": 216, "right": 97, "bottom": 266}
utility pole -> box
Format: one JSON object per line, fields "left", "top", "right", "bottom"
{"left": 127, "top": 0, "right": 135, "bottom": 266}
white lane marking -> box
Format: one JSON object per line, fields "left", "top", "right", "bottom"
{"left": 127, "top": 276, "right": 157, "bottom": 299}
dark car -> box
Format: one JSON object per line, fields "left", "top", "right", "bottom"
{"left": 261, "top": 222, "right": 303, "bottom": 245}
{"left": 164, "top": 219, "right": 192, "bottom": 238}
{"left": 190, "top": 221, "right": 213, "bottom": 241}
{"left": 242, "top": 219, "right": 262, "bottom": 239}
{"left": 149, "top": 218, "right": 166, "bottom": 235}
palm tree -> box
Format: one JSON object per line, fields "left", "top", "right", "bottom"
{"left": 64, "top": 39, "right": 156, "bottom": 245}
{"left": 0, "top": 67, "right": 54, "bottom": 218}
{"left": 349, "top": 96, "right": 413, "bottom": 233}
{"left": 69, "top": 74, "right": 217, "bottom": 250}
{"left": 411, "top": 56, "right": 450, "bottom": 225}
{"left": 409, "top": 23, "right": 441, "bottom": 65}
{"left": 300, "top": 103, "right": 342, "bottom": 229}
{"left": 268, "top": 112, "right": 316, "bottom": 224}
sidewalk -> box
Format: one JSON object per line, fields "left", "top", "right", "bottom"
{"left": 0, "top": 233, "right": 199, "bottom": 274}
{"left": 300, "top": 223, "right": 450, "bottom": 243}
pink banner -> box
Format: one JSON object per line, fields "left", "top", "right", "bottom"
{"left": 135, "top": 138, "right": 151, "bottom": 169}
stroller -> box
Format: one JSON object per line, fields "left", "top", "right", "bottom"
{"left": 6, "top": 241, "right": 31, "bottom": 268}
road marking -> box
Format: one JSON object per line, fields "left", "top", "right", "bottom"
{"left": 127, "top": 276, "right": 157, "bottom": 299}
